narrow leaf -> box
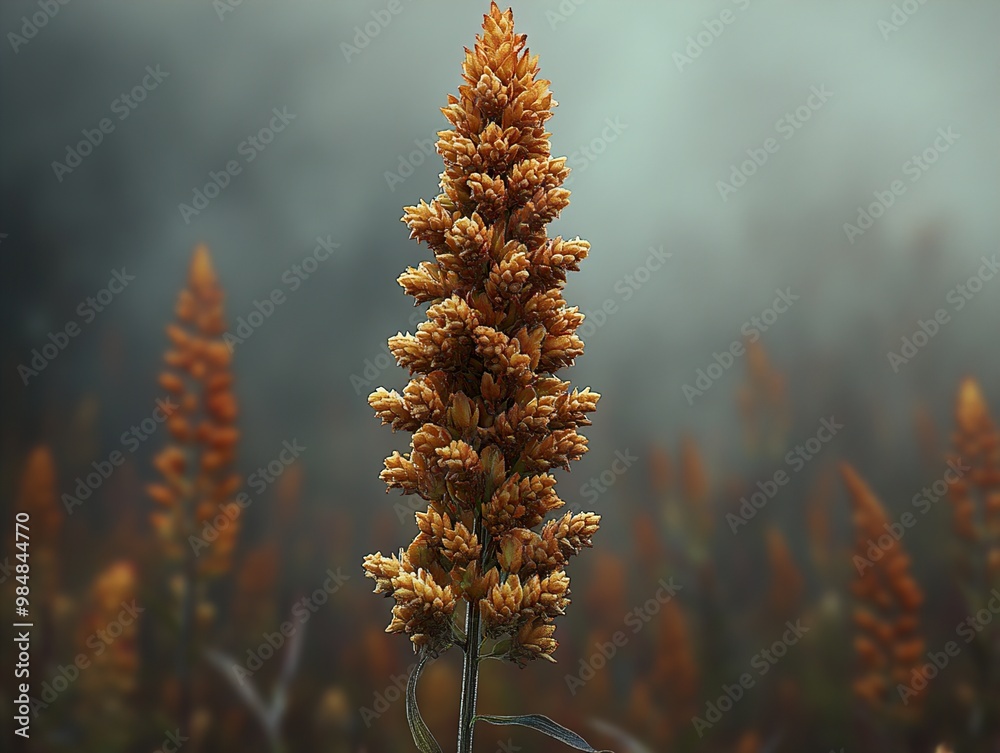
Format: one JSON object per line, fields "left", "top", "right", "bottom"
{"left": 271, "top": 618, "right": 306, "bottom": 730}
{"left": 407, "top": 649, "right": 443, "bottom": 753}
{"left": 588, "top": 719, "right": 653, "bottom": 753}
{"left": 475, "top": 714, "right": 612, "bottom": 752}
{"left": 205, "top": 648, "right": 269, "bottom": 722}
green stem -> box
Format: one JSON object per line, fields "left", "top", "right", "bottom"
{"left": 457, "top": 515, "right": 488, "bottom": 753}
{"left": 457, "top": 598, "right": 482, "bottom": 753}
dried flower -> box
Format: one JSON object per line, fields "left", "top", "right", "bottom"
{"left": 362, "top": 5, "right": 604, "bottom": 751}
{"left": 366, "top": 1, "right": 598, "bottom": 657}
{"left": 948, "top": 378, "right": 1000, "bottom": 583}
{"left": 841, "top": 463, "right": 925, "bottom": 717}
{"left": 148, "top": 244, "right": 241, "bottom": 579}
{"left": 147, "top": 244, "right": 241, "bottom": 726}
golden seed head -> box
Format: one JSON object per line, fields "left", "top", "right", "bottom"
{"left": 510, "top": 619, "right": 558, "bottom": 666}
{"left": 362, "top": 551, "right": 403, "bottom": 596}
{"left": 363, "top": 0, "right": 599, "bottom": 660}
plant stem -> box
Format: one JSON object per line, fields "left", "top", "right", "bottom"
{"left": 178, "top": 534, "right": 195, "bottom": 729}
{"left": 457, "top": 597, "right": 482, "bottom": 753}
{"left": 457, "top": 514, "right": 488, "bottom": 753}
{"left": 178, "top": 469, "right": 197, "bottom": 731}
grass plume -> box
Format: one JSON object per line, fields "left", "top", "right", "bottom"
{"left": 362, "top": 4, "right": 605, "bottom": 751}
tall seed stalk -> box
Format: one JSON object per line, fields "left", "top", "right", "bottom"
{"left": 148, "top": 245, "right": 241, "bottom": 727}
{"left": 363, "top": 4, "right": 610, "bottom": 752}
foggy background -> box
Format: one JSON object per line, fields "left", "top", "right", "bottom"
{"left": 3, "top": 1, "right": 1000, "bottom": 751}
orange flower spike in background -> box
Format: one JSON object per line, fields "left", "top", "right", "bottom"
{"left": 680, "top": 434, "right": 709, "bottom": 507}
{"left": 649, "top": 599, "right": 700, "bottom": 744}
{"left": 841, "top": 463, "right": 926, "bottom": 717}
{"left": 677, "top": 435, "right": 713, "bottom": 559}
{"left": 148, "top": 244, "right": 241, "bottom": 579}
{"left": 737, "top": 338, "right": 790, "bottom": 455}
{"left": 362, "top": 5, "right": 605, "bottom": 751}
{"left": 77, "top": 560, "right": 141, "bottom": 747}
{"left": 16, "top": 446, "right": 61, "bottom": 598}
{"left": 147, "top": 244, "right": 241, "bottom": 731}
{"left": 948, "top": 378, "right": 1000, "bottom": 580}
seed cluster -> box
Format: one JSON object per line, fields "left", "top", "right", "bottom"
{"left": 364, "top": 3, "right": 600, "bottom": 664}
{"left": 148, "top": 245, "right": 241, "bottom": 579}
{"left": 842, "top": 464, "right": 925, "bottom": 713}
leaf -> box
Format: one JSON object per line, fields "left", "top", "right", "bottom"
{"left": 406, "top": 648, "right": 443, "bottom": 753}
{"left": 483, "top": 637, "right": 512, "bottom": 659}
{"left": 205, "top": 616, "right": 306, "bottom": 753}
{"left": 587, "top": 719, "right": 653, "bottom": 753}
{"left": 271, "top": 618, "right": 306, "bottom": 730}
{"left": 474, "top": 714, "right": 612, "bottom": 752}
{"left": 206, "top": 648, "right": 270, "bottom": 724}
